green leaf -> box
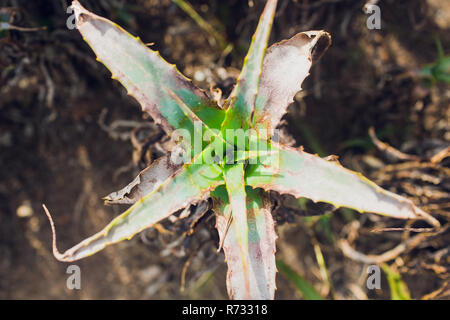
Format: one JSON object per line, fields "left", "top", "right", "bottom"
{"left": 71, "top": 1, "right": 224, "bottom": 138}
{"left": 222, "top": 0, "right": 277, "bottom": 131}
{"left": 222, "top": 163, "right": 251, "bottom": 298}
{"left": 44, "top": 149, "right": 223, "bottom": 262}
{"left": 212, "top": 186, "right": 277, "bottom": 299}
{"left": 253, "top": 31, "right": 331, "bottom": 134}
{"left": 276, "top": 259, "right": 323, "bottom": 300}
{"left": 103, "top": 86, "right": 232, "bottom": 205}
{"left": 381, "top": 264, "right": 411, "bottom": 300}
{"left": 167, "top": 88, "right": 230, "bottom": 151}
{"left": 246, "top": 143, "right": 439, "bottom": 227}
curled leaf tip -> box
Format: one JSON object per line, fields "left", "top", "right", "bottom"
{"left": 42, "top": 204, "right": 68, "bottom": 262}
{"left": 71, "top": 0, "right": 87, "bottom": 26}
{"left": 304, "top": 30, "right": 332, "bottom": 64}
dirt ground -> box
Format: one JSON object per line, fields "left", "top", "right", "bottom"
{"left": 0, "top": 0, "right": 449, "bottom": 300}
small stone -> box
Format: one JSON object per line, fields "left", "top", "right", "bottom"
{"left": 16, "top": 201, "right": 33, "bottom": 218}
{"left": 194, "top": 70, "right": 206, "bottom": 82}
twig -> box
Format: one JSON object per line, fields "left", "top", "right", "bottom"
{"left": 0, "top": 23, "right": 45, "bottom": 32}
{"left": 369, "top": 127, "right": 421, "bottom": 161}
{"left": 98, "top": 108, "right": 157, "bottom": 141}
{"left": 430, "top": 146, "right": 450, "bottom": 164}
{"left": 180, "top": 248, "right": 197, "bottom": 292}
{"left": 422, "top": 280, "right": 450, "bottom": 300}
{"left": 338, "top": 233, "right": 428, "bottom": 264}
{"left": 40, "top": 59, "right": 55, "bottom": 108}
{"left": 339, "top": 225, "right": 447, "bottom": 264}
{"left": 371, "top": 227, "right": 434, "bottom": 233}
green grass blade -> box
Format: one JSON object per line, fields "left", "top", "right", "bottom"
{"left": 172, "top": 0, "right": 230, "bottom": 51}
{"left": 276, "top": 259, "right": 323, "bottom": 300}
{"left": 381, "top": 264, "right": 411, "bottom": 300}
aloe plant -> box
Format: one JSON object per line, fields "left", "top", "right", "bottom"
{"left": 44, "top": 0, "right": 440, "bottom": 300}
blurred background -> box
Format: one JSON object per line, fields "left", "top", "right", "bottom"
{"left": 0, "top": 0, "right": 448, "bottom": 299}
